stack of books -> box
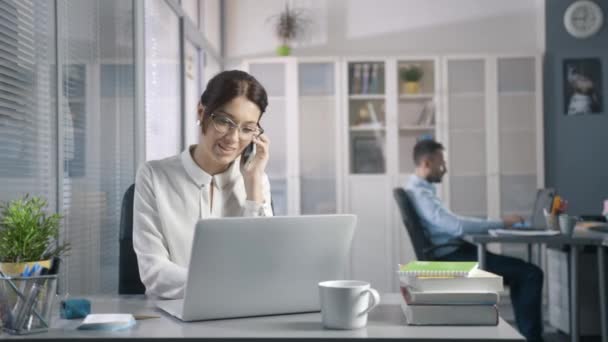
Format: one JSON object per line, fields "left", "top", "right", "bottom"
{"left": 398, "top": 261, "right": 503, "bottom": 326}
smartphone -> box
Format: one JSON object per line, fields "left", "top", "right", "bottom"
{"left": 241, "top": 142, "right": 256, "bottom": 168}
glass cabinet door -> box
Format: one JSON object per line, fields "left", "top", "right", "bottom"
{"left": 348, "top": 61, "right": 386, "bottom": 174}
{"left": 446, "top": 59, "right": 488, "bottom": 217}
{"left": 298, "top": 62, "right": 337, "bottom": 214}
{"left": 397, "top": 59, "right": 437, "bottom": 175}
{"left": 497, "top": 57, "right": 538, "bottom": 217}
{"left": 248, "top": 62, "right": 288, "bottom": 215}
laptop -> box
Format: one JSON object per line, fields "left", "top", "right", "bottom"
{"left": 516, "top": 188, "right": 555, "bottom": 230}
{"left": 156, "top": 214, "right": 357, "bottom": 321}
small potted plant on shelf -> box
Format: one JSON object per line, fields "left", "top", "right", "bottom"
{"left": 0, "top": 195, "right": 70, "bottom": 276}
{"left": 267, "top": 3, "right": 309, "bottom": 56}
{"left": 400, "top": 64, "right": 424, "bottom": 94}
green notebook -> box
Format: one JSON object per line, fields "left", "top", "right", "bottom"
{"left": 398, "top": 261, "right": 478, "bottom": 277}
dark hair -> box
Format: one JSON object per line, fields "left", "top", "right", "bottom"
{"left": 199, "top": 70, "right": 268, "bottom": 131}
{"left": 413, "top": 139, "right": 444, "bottom": 166}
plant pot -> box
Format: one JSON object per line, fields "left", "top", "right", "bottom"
{"left": 402, "top": 81, "right": 420, "bottom": 94}
{"left": 276, "top": 44, "right": 291, "bottom": 56}
{"left": 0, "top": 260, "right": 52, "bottom": 276}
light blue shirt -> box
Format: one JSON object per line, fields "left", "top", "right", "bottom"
{"left": 405, "top": 174, "right": 504, "bottom": 257}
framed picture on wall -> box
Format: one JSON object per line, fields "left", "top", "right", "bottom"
{"left": 352, "top": 135, "right": 385, "bottom": 174}
{"left": 563, "top": 58, "right": 603, "bottom": 115}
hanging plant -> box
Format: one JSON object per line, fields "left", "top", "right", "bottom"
{"left": 267, "top": 3, "right": 310, "bottom": 56}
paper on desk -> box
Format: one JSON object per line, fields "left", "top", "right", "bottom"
{"left": 78, "top": 314, "right": 135, "bottom": 331}
{"left": 489, "top": 229, "right": 560, "bottom": 237}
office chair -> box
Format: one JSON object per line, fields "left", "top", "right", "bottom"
{"left": 393, "top": 188, "right": 462, "bottom": 261}
{"left": 119, "top": 184, "right": 146, "bottom": 294}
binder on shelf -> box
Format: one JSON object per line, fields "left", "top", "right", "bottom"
{"left": 351, "top": 64, "right": 362, "bottom": 94}
{"left": 369, "top": 64, "right": 379, "bottom": 94}
{"left": 361, "top": 63, "right": 370, "bottom": 94}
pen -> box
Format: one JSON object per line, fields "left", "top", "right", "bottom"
{"left": 133, "top": 314, "right": 161, "bottom": 320}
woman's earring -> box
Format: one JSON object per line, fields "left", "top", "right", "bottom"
{"left": 196, "top": 119, "right": 201, "bottom": 126}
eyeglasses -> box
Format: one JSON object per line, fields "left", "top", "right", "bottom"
{"left": 209, "top": 112, "right": 264, "bottom": 141}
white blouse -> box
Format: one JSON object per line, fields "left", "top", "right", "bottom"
{"left": 133, "top": 146, "right": 273, "bottom": 299}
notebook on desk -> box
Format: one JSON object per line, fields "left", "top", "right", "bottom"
{"left": 156, "top": 214, "right": 356, "bottom": 322}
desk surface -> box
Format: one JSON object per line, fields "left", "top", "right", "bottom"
{"left": 3, "top": 294, "right": 523, "bottom": 341}
{"left": 464, "top": 225, "right": 608, "bottom": 245}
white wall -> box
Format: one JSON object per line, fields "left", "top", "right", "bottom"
{"left": 225, "top": 0, "right": 544, "bottom": 60}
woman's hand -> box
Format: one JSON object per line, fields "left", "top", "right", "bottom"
{"left": 241, "top": 134, "right": 270, "bottom": 204}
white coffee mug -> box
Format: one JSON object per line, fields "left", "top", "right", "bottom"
{"left": 318, "top": 280, "right": 380, "bottom": 330}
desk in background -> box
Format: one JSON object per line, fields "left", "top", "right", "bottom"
{"left": 2, "top": 293, "right": 524, "bottom": 341}
{"left": 464, "top": 225, "right": 608, "bottom": 342}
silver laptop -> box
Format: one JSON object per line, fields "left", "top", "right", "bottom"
{"left": 524, "top": 188, "right": 555, "bottom": 229}
{"left": 156, "top": 214, "right": 356, "bottom": 321}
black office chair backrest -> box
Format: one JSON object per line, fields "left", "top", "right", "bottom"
{"left": 119, "top": 184, "right": 146, "bottom": 294}
{"left": 393, "top": 188, "right": 434, "bottom": 261}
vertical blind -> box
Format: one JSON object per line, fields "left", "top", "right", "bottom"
{"left": 144, "top": 0, "right": 181, "bottom": 161}
{"left": 0, "top": 0, "right": 56, "bottom": 206}
{"left": 58, "top": 0, "right": 135, "bottom": 294}
{"left": 1, "top": 0, "right": 210, "bottom": 294}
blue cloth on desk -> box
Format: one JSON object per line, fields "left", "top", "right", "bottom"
{"left": 512, "top": 221, "right": 531, "bottom": 229}
{"left": 60, "top": 298, "right": 91, "bottom": 319}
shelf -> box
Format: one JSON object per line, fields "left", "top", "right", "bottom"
{"left": 348, "top": 173, "right": 387, "bottom": 179}
{"left": 399, "top": 93, "right": 434, "bottom": 100}
{"left": 499, "top": 128, "right": 536, "bottom": 134}
{"left": 299, "top": 95, "right": 335, "bottom": 101}
{"left": 349, "top": 94, "right": 385, "bottom": 100}
{"left": 399, "top": 125, "right": 434, "bottom": 131}
{"left": 450, "top": 128, "right": 485, "bottom": 134}
{"left": 452, "top": 172, "right": 487, "bottom": 177}
{"left": 499, "top": 171, "right": 537, "bottom": 177}
{"left": 498, "top": 91, "right": 535, "bottom": 97}
{"left": 449, "top": 92, "right": 484, "bottom": 98}
{"left": 350, "top": 124, "right": 386, "bottom": 131}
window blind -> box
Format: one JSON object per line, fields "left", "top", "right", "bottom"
{"left": 144, "top": 0, "right": 181, "bottom": 161}
{"left": 0, "top": 0, "right": 56, "bottom": 206}
{"left": 58, "top": 0, "right": 135, "bottom": 294}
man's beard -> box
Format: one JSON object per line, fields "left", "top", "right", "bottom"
{"left": 426, "top": 173, "right": 443, "bottom": 183}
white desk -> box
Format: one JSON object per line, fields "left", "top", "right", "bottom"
{"left": 2, "top": 293, "right": 524, "bottom": 341}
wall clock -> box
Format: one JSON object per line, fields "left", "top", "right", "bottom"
{"left": 563, "top": 0, "right": 604, "bottom": 38}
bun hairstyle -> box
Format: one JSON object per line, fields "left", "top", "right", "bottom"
{"left": 199, "top": 70, "right": 268, "bottom": 132}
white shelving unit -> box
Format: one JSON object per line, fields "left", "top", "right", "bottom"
{"left": 241, "top": 54, "right": 543, "bottom": 294}
{"left": 442, "top": 54, "right": 544, "bottom": 259}
{"left": 242, "top": 57, "right": 342, "bottom": 217}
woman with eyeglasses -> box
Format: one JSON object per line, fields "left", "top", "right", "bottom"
{"left": 133, "top": 70, "right": 272, "bottom": 299}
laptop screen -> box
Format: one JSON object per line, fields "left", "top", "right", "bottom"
{"left": 530, "top": 188, "right": 555, "bottom": 229}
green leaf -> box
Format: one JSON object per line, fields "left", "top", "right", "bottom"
{"left": 0, "top": 194, "right": 70, "bottom": 262}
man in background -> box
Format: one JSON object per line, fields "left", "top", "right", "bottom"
{"left": 405, "top": 139, "right": 543, "bottom": 342}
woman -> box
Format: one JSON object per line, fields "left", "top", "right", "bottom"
{"left": 133, "top": 70, "right": 272, "bottom": 299}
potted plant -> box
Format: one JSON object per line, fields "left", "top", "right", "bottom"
{"left": 267, "top": 3, "right": 309, "bottom": 56}
{"left": 0, "top": 195, "right": 69, "bottom": 276}
{"left": 400, "top": 65, "right": 424, "bottom": 94}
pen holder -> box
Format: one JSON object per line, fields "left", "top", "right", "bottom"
{"left": 544, "top": 213, "right": 560, "bottom": 231}
{"left": 0, "top": 275, "right": 57, "bottom": 335}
